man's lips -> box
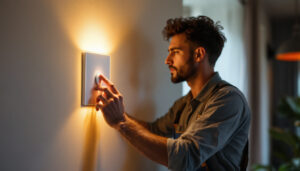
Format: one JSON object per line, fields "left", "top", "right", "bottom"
{"left": 169, "top": 66, "right": 176, "bottom": 72}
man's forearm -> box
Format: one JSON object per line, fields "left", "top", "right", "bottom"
{"left": 125, "top": 113, "right": 151, "bottom": 130}
{"left": 117, "top": 114, "right": 168, "bottom": 167}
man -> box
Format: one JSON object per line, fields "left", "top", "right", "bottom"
{"left": 95, "top": 16, "right": 251, "bottom": 171}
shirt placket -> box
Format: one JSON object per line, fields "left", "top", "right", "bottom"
{"left": 186, "top": 99, "right": 201, "bottom": 126}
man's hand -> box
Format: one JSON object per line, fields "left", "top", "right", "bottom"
{"left": 95, "top": 75, "right": 168, "bottom": 166}
{"left": 95, "top": 75, "right": 125, "bottom": 129}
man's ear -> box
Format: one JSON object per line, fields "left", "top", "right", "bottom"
{"left": 194, "top": 47, "right": 206, "bottom": 62}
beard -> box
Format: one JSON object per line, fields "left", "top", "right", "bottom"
{"left": 170, "top": 54, "right": 196, "bottom": 83}
{"left": 170, "top": 67, "right": 186, "bottom": 83}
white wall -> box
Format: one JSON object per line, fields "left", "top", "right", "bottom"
{"left": 255, "top": 7, "right": 271, "bottom": 165}
{"left": 0, "top": 0, "right": 182, "bottom": 171}
{"left": 182, "top": 0, "right": 248, "bottom": 96}
{"left": 245, "top": 0, "right": 271, "bottom": 166}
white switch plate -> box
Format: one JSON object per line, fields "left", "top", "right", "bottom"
{"left": 82, "top": 52, "right": 110, "bottom": 106}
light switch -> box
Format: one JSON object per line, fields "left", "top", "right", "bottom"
{"left": 82, "top": 52, "right": 110, "bottom": 106}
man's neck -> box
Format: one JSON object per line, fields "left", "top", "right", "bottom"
{"left": 187, "top": 69, "right": 215, "bottom": 99}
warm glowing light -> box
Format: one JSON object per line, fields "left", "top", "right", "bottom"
{"left": 277, "top": 52, "right": 300, "bottom": 61}
{"left": 49, "top": 1, "right": 142, "bottom": 57}
{"left": 94, "top": 70, "right": 102, "bottom": 78}
{"left": 80, "top": 107, "right": 91, "bottom": 119}
{"left": 78, "top": 23, "right": 112, "bottom": 55}
{"left": 80, "top": 107, "right": 103, "bottom": 118}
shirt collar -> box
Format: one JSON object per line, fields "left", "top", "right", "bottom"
{"left": 186, "top": 72, "right": 223, "bottom": 103}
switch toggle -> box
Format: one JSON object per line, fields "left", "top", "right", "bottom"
{"left": 95, "top": 73, "right": 100, "bottom": 86}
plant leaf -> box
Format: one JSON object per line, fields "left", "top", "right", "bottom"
{"left": 278, "top": 163, "right": 292, "bottom": 171}
{"left": 273, "top": 150, "right": 290, "bottom": 162}
{"left": 270, "top": 127, "right": 300, "bottom": 156}
{"left": 278, "top": 97, "right": 300, "bottom": 120}
{"left": 251, "top": 164, "right": 274, "bottom": 171}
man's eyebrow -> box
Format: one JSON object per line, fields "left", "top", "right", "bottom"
{"left": 168, "top": 47, "right": 182, "bottom": 52}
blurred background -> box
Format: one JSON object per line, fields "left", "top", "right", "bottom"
{"left": 0, "top": 0, "right": 299, "bottom": 170}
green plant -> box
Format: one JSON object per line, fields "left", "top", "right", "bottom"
{"left": 252, "top": 96, "right": 300, "bottom": 171}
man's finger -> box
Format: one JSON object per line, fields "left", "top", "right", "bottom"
{"left": 95, "top": 87, "right": 105, "bottom": 91}
{"left": 96, "top": 103, "right": 103, "bottom": 111}
{"left": 97, "top": 94, "right": 108, "bottom": 104}
{"left": 95, "top": 87, "right": 115, "bottom": 99}
{"left": 103, "top": 87, "right": 116, "bottom": 99}
{"left": 99, "top": 75, "right": 119, "bottom": 94}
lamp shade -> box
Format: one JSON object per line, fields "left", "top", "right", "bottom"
{"left": 276, "top": 25, "right": 300, "bottom": 61}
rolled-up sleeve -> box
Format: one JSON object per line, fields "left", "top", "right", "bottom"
{"left": 167, "top": 90, "right": 246, "bottom": 171}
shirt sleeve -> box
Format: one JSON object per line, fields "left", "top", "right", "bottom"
{"left": 149, "top": 96, "right": 187, "bottom": 137}
{"left": 167, "top": 89, "right": 246, "bottom": 171}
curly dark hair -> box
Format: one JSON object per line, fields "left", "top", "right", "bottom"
{"left": 162, "top": 16, "right": 226, "bottom": 67}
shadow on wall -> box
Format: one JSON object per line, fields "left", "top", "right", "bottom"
{"left": 114, "top": 28, "right": 158, "bottom": 171}
{"left": 81, "top": 108, "right": 100, "bottom": 171}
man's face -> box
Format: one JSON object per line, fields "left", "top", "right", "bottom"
{"left": 165, "top": 33, "right": 197, "bottom": 83}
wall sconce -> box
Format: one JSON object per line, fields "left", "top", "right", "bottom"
{"left": 82, "top": 52, "right": 110, "bottom": 106}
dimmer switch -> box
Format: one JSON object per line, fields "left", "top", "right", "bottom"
{"left": 82, "top": 52, "right": 110, "bottom": 106}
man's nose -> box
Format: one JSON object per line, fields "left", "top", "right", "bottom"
{"left": 165, "top": 54, "right": 172, "bottom": 65}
